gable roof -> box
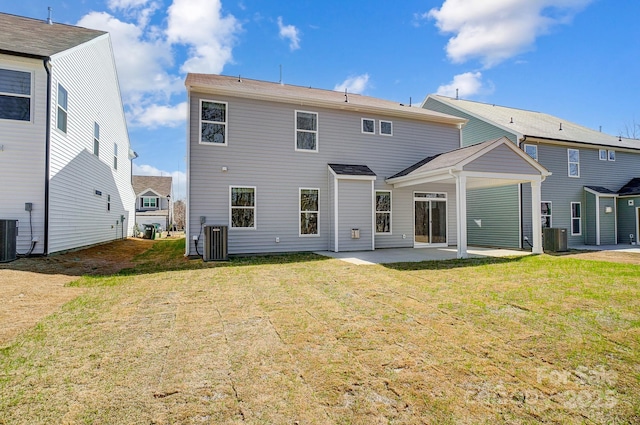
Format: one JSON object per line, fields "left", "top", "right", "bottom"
{"left": 132, "top": 176, "right": 173, "bottom": 197}
{"left": 425, "top": 94, "right": 640, "bottom": 151}
{"left": 584, "top": 186, "right": 618, "bottom": 195}
{"left": 186, "top": 74, "right": 467, "bottom": 126}
{"left": 328, "top": 164, "right": 376, "bottom": 177}
{"left": 0, "top": 12, "right": 106, "bottom": 58}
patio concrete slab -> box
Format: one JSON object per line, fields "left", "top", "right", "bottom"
{"left": 314, "top": 246, "right": 530, "bottom": 265}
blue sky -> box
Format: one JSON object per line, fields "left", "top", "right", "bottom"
{"left": 4, "top": 0, "right": 640, "bottom": 199}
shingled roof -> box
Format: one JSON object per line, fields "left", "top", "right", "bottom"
{"left": 132, "top": 176, "right": 173, "bottom": 197}
{"left": 0, "top": 12, "right": 106, "bottom": 58}
{"left": 186, "top": 74, "right": 467, "bottom": 126}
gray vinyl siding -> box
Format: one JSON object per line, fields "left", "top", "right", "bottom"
{"left": 422, "top": 98, "right": 519, "bottom": 147}
{"left": 328, "top": 176, "right": 335, "bottom": 251}
{"left": 464, "top": 144, "right": 539, "bottom": 174}
{"left": 337, "top": 180, "right": 372, "bottom": 251}
{"left": 0, "top": 55, "right": 48, "bottom": 254}
{"left": 467, "top": 186, "right": 520, "bottom": 248}
{"left": 423, "top": 97, "right": 522, "bottom": 248}
{"left": 584, "top": 192, "right": 597, "bottom": 245}
{"left": 599, "top": 197, "right": 617, "bottom": 245}
{"left": 617, "top": 197, "right": 640, "bottom": 244}
{"left": 188, "top": 92, "right": 462, "bottom": 255}
{"left": 522, "top": 143, "right": 639, "bottom": 246}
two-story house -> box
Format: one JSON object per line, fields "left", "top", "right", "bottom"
{"left": 0, "top": 12, "right": 136, "bottom": 256}
{"left": 185, "top": 74, "right": 550, "bottom": 258}
{"left": 132, "top": 175, "right": 173, "bottom": 231}
{"left": 423, "top": 94, "right": 640, "bottom": 248}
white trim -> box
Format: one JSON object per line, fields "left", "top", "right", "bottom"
{"left": 229, "top": 186, "right": 257, "bottom": 230}
{"left": 56, "top": 83, "right": 68, "bottom": 134}
{"left": 636, "top": 207, "right": 640, "bottom": 246}
{"left": 295, "top": 109, "right": 319, "bottom": 152}
{"left": 595, "top": 195, "right": 600, "bottom": 245}
{"left": 374, "top": 190, "right": 392, "bottom": 235}
{"left": 567, "top": 148, "right": 580, "bottom": 178}
{"left": 199, "top": 99, "right": 228, "bottom": 146}
{"left": 608, "top": 150, "right": 616, "bottom": 161}
{"left": 531, "top": 181, "right": 543, "bottom": 254}
{"left": 413, "top": 191, "right": 448, "bottom": 249}
{"left": 0, "top": 66, "right": 34, "bottom": 123}
{"left": 299, "top": 187, "right": 320, "bottom": 237}
{"left": 570, "top": 201, "right": 582, "bottom": 236}
{"left": 523, "top": 143, "right": 538, "bottom": 162}
{"left": 379, "top": 120, "right": 393, "bottom": 136}
{"left": 455, "top": 177, "right": 466, "bottom": 258}
{"left": 141, "top": 196, "right": 158, "bottom": 208}
{"left": 599, "top": 149, "right": 607, "bottom": 161}
{"left": 541, "top": 201, "right": 552, "bottom": 229}
{"left": 361, "top": 117, "right": 375, "bottom": 134}
{"left": 333, "top": 175, "right": 339, "bottom": 252}
{"left": 371, "top": 181, "right": 375, "bottom": 251}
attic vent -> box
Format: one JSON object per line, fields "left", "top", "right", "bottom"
{"left": 47, "top": 7, "right": 53, "bottom": 25}
{"left": 559, "top": 123, "right": 563, "bottom": 131}
{"left": 509, "top": 117, "right": 513, "bottom": 124}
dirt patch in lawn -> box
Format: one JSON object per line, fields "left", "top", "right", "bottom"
{"left": 550, "top": 250, "right": 640, "bottom": 265}
{"left": 0, "top": 237, "right": 160, "bottom": 346}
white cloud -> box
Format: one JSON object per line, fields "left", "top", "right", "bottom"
{"left": 129, "top": 102, "right": 187, "bottom": 128}
{"left": 133, "top": 163, "right": 187, "bottom": 200}
{"left": 277, "top": 16, "right": 300, "bottom": 51}
{"left": 77, "top": 12, "right": 181, "bottom": 104}
{"left": 436, "top": 72, "right": 489, "bottom": 98}
{"left": 167, "top": 0, "right": 241, "bottom": 74}
{"left": 427, "top": 0, "right": 592, "bottom": 67}
{"left": 334, "top": 74, "right": 370, "bottom": 94}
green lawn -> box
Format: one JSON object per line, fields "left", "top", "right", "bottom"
{"left": 1, "top": 239, "right": 639, "bottom": 424}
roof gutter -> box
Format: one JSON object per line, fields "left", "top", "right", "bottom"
{"left": 43, "top": 58, "right": 52, "bottom": 255}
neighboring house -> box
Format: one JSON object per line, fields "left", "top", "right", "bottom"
{"left": 423, "top": 94, "right": 640, "bottom": 248}
{"left": 185, "top": 74, "right": 549, "bottom": 258}
{"left": 0, "top": 12, "right": 136, "bottom": 255}
{"left": 132, "top": 175, "right": 173, "bottom": 231}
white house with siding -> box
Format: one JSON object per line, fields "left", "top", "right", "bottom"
{"left": 185, "top": 74, "right": 550, "bottom": 258}
{"left": 0, "top": 12, "right": 136, "bottom": 255}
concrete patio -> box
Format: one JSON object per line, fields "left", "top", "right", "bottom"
{"left": 315, "top": 246, "right": 530, "bottom": 265}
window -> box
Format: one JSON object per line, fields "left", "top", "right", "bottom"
{"left": 567, "top": 148, "right": 579, "bottom": 177}
{"left": 362, "top": 118, "right": 375, "bottom": 134}
{"left": 375, "top": 191, "right": 392, "bottom": 234}
{"left": 57, "top": 84, "right": 68, "bottom": 133}
{"left": 93, "top": 122, "right": 100, "bottom": 156}
{"left": 0, "top": 68, "right": 31, "bottom": 121}
{"left": 107, "top": 194, "right": 111, "bottom": 212}
{"left": 599, "top": 149, "right": 607, "bottom": 161}
{"left": 299, "top": 188, "right": 319, "bottom": 236}
{"left": 541, "top": 202, "right": 552, "bottom": 228}
{"left": 608, "top": 150, "right": 616, "bottom": 161}
{"left": 571, "top": 202, "right": 581, "bottom": 236}
{"left": 230, "top": 186, "right": 256, "bottom": 229}
{"left": 295, "top": 110, "right": 318, "bottom": 151}
{"left": 380, "top": 120, "right": 393, "bottom": 136}
{"left": 524, "top": 144, "right": 538, "bottom": 161}
{"left": 142, "top": 197, "right": 157, "bottom": 208}
{"left": 200, "top": 100, "right": 227, "bottom": 145}
{"left": 113, "top": 143, "right": 118, "bottom": 170}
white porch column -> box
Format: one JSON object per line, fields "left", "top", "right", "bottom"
{"left": 456, "top": 174, "right": 468, "bottom": 259}
{"left": 531, "top": 180, "right": 543, "bottom": 254}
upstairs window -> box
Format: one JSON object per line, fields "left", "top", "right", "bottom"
{"left": 567, "top": 148, "right": 579, "bottom": 177}
{"left": 113, "top": 143, "right": 118, "bottom": 170}
{"left": 200, "top": 100, "right": 227, "bottom": 145}
{"left": 608, "top": 150, "right": 616, "bottom": 161}
{"left": 380, "top": 120, "right": 393, "bottom": 136}
{"left": 599, "top": 149, "right": 607, "bottom": 161}
{"left": 524, "top": 144, "right": 538, "bottom": 161}
{"left": 93, "top": 122, "right": 100, "bottom": 156}
{"left": 362, "top": 118, "right": 375, "bottom": 134}
{"left": 57, "top": 84, "right": 68, "bottom": 133}
{"left": 375, "top": 191, "right": 392, "bottom": 234}
{"left": 295, "top": 110, "right": 318, "bottom": 151}
{"left": 0, "top": 68, "right": 31, "bottom": 121}
{"left": 299, "top": 188, "right": 319, "bottom": 236}
{"left": 142, "top": 197, "right": 157, "bottom": 208}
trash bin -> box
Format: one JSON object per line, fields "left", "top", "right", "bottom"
{"left": 143, "top": 224, "right": 156, "bottom": 240}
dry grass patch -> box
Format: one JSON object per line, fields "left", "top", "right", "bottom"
{"left": 0, "top": 240, "right": 639, "bottom": 424}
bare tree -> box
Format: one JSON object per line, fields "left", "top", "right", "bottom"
{"left": 621, "top": 119, "right": 640, "bottom": 139}
{"left": 173, "top": 200, "right": 186, "bottom": 230}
